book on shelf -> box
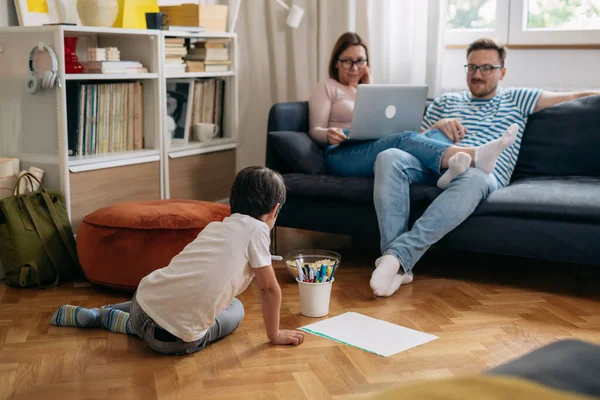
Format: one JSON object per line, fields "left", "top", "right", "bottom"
{"left": 66, "top": 81, "right": 144, "bottom": 156}
{"left": 165, "top": 38, "right": 186, "bottom": 45}
{"left": 193, "top": 39, "right": 229, "bottom": 49}
{"left": 165, "top": 56, "right": 185, "bottom": 64}
{"left": 190, "top": 78, "right": 226, "bottom": 139}
{"left": 165, "top": 47, "right": 188, "bottom": 57}
{"left": 186, "top": 47, "right": 229, "bottom": 61}
{"left": 205, "top": 64, "right": 230, "bottom": 72}
{"left": 80, "top": 61, "right": 147, "bottom": 74}
{"left": 185, "top": 61, "right": 205, "bottom": 72}
{"left": 184, "top": 60, "right": 230, "bottom": 73}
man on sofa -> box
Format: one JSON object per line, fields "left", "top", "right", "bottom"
{"left": 370, "top": 37, "right": 599, "bottom": 297}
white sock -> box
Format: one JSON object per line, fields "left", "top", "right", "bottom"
{"left": 370, "top": 255, "right": 413, "bottom": 297}
{"left": 382, "top": 273, "right": 414, "bottom": 297}
{"left": 474, "top": 123, "right": 519, "bottom": 174}
{"left": 370, "top": 255, "right": 399, "bottom": 296}
{"left": 437, "top": 152, "right": 472, "bottom": 189}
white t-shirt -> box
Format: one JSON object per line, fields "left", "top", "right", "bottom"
{"left": 135, "top": 213, "right": 272, "bottom": 342}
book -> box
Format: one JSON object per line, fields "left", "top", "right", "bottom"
{"left": 187, "top": 47, "right": 229, "bottom": 61}
{"left": 205, "top": 64, "right": 230, "bottom": 72}
{"left": 66, "top": 81, "right": 145, "bottom": 156}
{"left": 194, "top": 39, "right": 229, "bottom": 49}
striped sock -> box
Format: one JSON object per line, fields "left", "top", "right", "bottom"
{"left": 50, "top": 305, "right": 101, "bottom": 327}
{"left": 101, "top": 307, "right": 135, "bottom": 335}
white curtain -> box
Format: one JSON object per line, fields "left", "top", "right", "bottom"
{"left": 356, "top": 0, "right": 446, "bottom": 98}
{"left": 230, "top": 0, "right": 351, "bottom": 170}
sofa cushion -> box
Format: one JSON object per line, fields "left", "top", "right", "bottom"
{"left": 283, "top": 173, "right": 441, "bottom": 205}
{"left": 513, "top": 94, "right": 600, "bottom": 181}
{"left": 269, "top": 131, "right": 327, "bottom": 175}
{"left": 474, "top": 176, "right": 600, "bottom": 223}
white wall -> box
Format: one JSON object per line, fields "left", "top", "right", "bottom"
{"left": 443, "top": 48, "right": 600, "bottom": 92}
{"left": 0, "top": 0, "right": 18, "bottom": 26}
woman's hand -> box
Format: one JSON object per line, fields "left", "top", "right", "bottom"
{"left": 432, "top": 118, "right": 467, "bottom": 143}
{"left": 362, "top": 66, "right": 372, "bottom": 84}
{"left": 270, "top": 329, "right": 305, "bottom": 346}
{"left": 327, "top": 128, "right": 347, "bottom": 145}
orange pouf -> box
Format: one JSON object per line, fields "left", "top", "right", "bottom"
{"left": 76, "top": 200, "right": 231, "bottom": 291}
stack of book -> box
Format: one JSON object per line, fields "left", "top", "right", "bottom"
{"left": 87, "top": 47, "right": 120, "bottom": 62}
{"left": 66, "top": 81, "right": 144, "bottom": 156}
{"left": 164, "top": 37, "right": 187, "bottom": 75}
{"left": 185, "top": 39, "right": 231, "bottom": 73}
{"left": 191, "top": 78, "right": 226, "bottom": 137}
{"left": 80, "top": 61, "right": 148, "bottom": 74}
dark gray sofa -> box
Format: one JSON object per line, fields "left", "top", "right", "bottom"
{"left": 266, "top": 94, "right": 600, "bottom": 266}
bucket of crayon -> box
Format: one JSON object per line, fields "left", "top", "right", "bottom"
{"left": 297, "top": 278, "right": 335, "bottom": 317}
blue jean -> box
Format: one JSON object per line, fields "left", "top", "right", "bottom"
{"left": 374, "top": 148, "right": 498, "bottom": 274}
{"left": 326, "top": 129, "right": 453, "bottom": 178}
{"left": 116, "top": 295, "right": 245, "bottom": 355}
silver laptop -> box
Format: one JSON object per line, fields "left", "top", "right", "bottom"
{"left": 347, "top": 84, "right": 428, "bottom": 140}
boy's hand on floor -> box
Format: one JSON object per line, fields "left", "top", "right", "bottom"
{"left": 270, "top": 329, "right": 305, "bottom": 346}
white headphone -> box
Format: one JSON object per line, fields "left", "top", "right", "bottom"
{"left": 26, "top": 42, "right": 60, "bottom": 94}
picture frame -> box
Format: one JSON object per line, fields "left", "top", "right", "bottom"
{"left": 166, "top": 79, "right": 194, "bottom": 146}
{"left": 14, "top": 0, "right": 60, "bottom": 26}
{"left": 14, "top": 0, "right": 81, "bottom": 26}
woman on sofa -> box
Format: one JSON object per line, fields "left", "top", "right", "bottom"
{"left": 309, "top": 32, "right": 516, "bottom": 189}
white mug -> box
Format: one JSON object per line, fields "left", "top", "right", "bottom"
{"left": 193, "top": 123, "right": 219, "bottom": 142}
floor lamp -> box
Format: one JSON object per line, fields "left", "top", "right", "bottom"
{"left": 230, "top": 0, "right": 305, "bottom": 32}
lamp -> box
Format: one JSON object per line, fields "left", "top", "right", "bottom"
{"left": 230, "top": 0, "right": 305, "bottom": 32}
{"left": 274, "top": 0, "right": 304, "bottom": 28}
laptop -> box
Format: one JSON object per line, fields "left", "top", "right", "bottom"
{"left": 347, "top": 84, "right": 429, "bottom": 141}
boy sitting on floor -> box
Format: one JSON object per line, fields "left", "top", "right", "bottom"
{"left": 51, "top": 166, "right": 305, "bottom": 354}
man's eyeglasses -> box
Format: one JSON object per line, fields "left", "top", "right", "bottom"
{"left": 338, "top": 58, "right": 368, "bottom": 69}
{"left": 464, "top": 64, "right": 503, "bottom": 76}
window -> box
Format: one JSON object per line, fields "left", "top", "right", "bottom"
{"left": 445, "top": 0, "right": 509, "bottom": 45}
{"left": 510, "top": 0, "right": 600, "bottom": 44}
{"left": 446, "top": 0, "right": 600, "bottom": 45}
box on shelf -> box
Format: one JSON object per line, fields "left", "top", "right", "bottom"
{"left": 159, "top": 4, "right": 228, "bottom": 32}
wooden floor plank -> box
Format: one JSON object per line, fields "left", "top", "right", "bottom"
{"left": 1, "top": 229, "right": 599, "bottom": 399}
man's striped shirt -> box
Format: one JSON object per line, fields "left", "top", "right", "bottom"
{"left": 421, "top": 87, "right": 542, "bottom": 187}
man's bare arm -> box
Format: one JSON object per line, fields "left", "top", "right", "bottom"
{"left": 534, "top": 91, "right": 600, "bottom": 113}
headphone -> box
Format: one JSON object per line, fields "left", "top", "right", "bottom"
{"left": 26, "top": 42, "right": 60, "bottom": 94}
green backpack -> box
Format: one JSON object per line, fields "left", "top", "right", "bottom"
{"left": 0, "top": 173, "right": 83, "bottom": 288}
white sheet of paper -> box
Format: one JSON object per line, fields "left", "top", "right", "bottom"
{"left": 299, "top": 312, "right": 438, "bottom": 357}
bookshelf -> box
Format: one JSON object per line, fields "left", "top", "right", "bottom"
{"left": 0, "top": 26, "right": 239, "bottom": 232}
{"left": 161, "top": 30, "right": 238, "bottom": 202}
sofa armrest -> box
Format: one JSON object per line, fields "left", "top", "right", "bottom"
{"left": 266, "top": 102, "right": 310, "bottom": 173}
{"left": 268, "top": 101, "right": 309, "bottom": 133}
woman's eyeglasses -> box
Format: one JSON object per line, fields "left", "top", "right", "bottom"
{"left": 338, "top": 58, "right": 368, "bottom": 70}
{"left": 464, "top": 64, "right": 503, "bottom": 76}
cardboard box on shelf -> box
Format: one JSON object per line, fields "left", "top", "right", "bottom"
{"left": 159, "top": 4, "right": 228, "bottom": 33}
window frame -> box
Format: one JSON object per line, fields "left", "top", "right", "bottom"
{"left": 445, "top": 0, "right": 600, "bottom": 46}
{"left": 445, "top": 0, "right": 509, "bottom": 45}
{"left": 508, "top": 0, "right": 600, "bottom": 45}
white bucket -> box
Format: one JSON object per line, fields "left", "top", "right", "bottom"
{"left": 298, "top": 278, "right": 334, "bottom": 317}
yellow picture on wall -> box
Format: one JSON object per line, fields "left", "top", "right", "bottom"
{"left": 114, "top": 0, "right": 159, "bottom": 29}
{"left": 26, "top": 0, "right": 48, "bottom": 13}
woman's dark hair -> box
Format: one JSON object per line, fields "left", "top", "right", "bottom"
{"left": 328, "top": 32, "right": 369, "bottom": 83}
{"left": 229, "top": 167, "right": 286, "bottom": 220}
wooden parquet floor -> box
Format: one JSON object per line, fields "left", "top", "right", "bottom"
{"left": 1, "top": 242, "right": 600, "bottom": 399}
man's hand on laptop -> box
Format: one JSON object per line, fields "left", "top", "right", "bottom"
{"left": 432, "top": 118, "right": 467, "bottom": 143}
{"left": 327, "top": 128, "right": 347, "bottom": 145}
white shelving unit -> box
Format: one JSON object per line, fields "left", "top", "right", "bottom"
{"left": 0, "top": 25, "right": 239, "bottom": 231}
{"left": 161, "top": 30, "right": 238, "bottom": 201}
